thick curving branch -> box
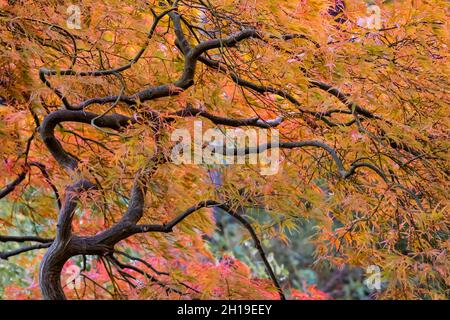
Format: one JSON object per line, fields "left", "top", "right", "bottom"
{"left": 39, "top": 110, "right": 135, "bottom": 171}
{"left": 39, "top": 179, "right": 96, "bottom": 300}
{"left": 37, "top": 107, "right": 162, "bottom": 299}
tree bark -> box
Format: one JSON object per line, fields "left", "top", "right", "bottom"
{"left": 39, "top": 241, "right": 70, "bottom": 300}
